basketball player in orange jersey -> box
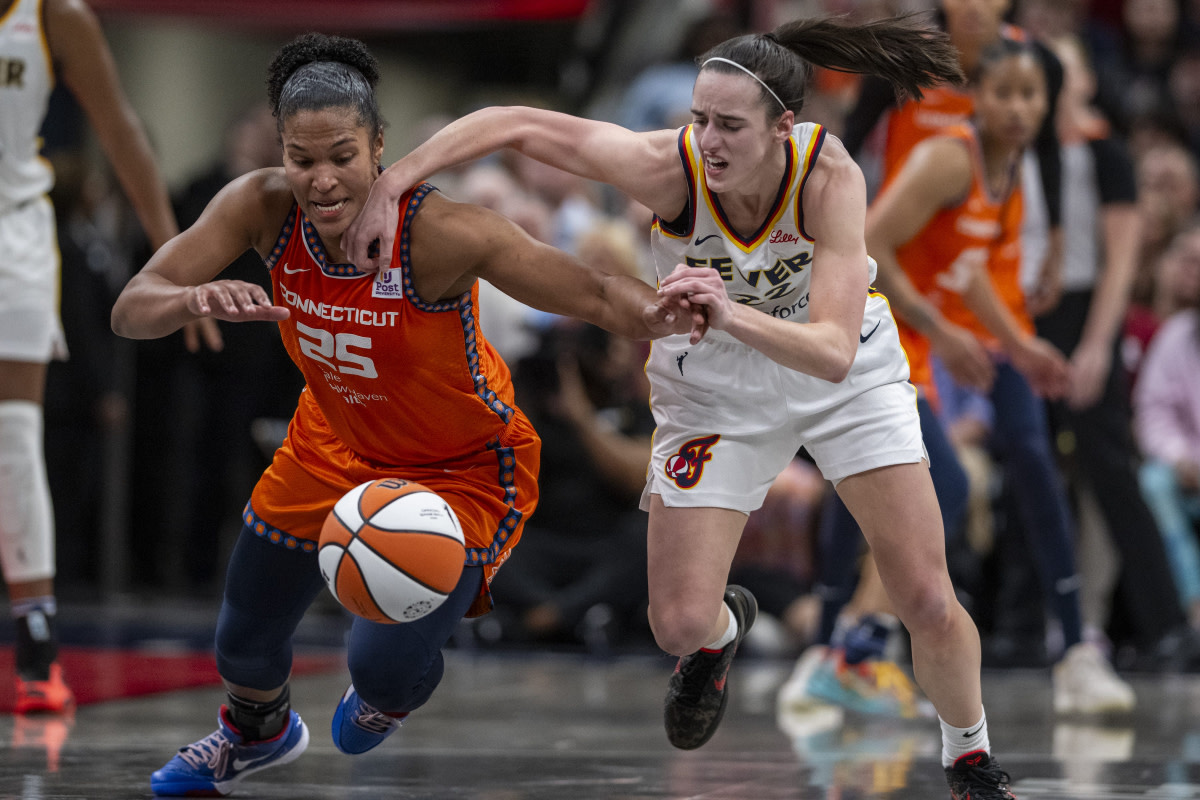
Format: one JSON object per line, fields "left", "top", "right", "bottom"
{"left": 865, "top": 38, "right": 1136, "bottom": 719}
{"left": 791, "top": 0, "right": 1067, "bottom": 723}
{"left": 110, "top": 33, "right": 688, "bottom": 797}
{"left": 348, "top": 14, "right": 1025, "bottom": 799}
{"left": 0, "top": 0, "right": 218, "bottom": 717}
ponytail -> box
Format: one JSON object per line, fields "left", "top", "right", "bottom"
{"left": 700, "top": 13, "right": 965, "bottom": 116}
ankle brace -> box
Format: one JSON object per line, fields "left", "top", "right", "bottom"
{"left": 227, "top": 685, "right": 290, "bottom": 742}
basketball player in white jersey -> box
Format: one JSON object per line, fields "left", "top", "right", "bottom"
{"left": 348, "top": 14, "right": 1020, "bottom": 800}
{"left": 0, "top": 0, "right": 185, "bottom": 713}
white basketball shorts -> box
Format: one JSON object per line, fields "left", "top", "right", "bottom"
{"left": 640, "top": 294, "right": 927, "bottom": 514}
{"left": 0, "top": 196, "right": 66, "bottom": 363}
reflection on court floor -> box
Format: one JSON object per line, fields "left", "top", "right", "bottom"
{"left": 4, "top": 606, "right": 1200, "bottom": 799}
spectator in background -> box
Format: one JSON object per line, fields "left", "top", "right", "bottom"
{"left": 44, "top": 156, "right": 131, "bottom": 592}
{"left": 1133, "top": 225, "right": 1200, "bottom": 629}
{"left": 1130, "top": 142, "right": 1200, "bottom": 304}
{"left": 1123, "top": 143, "right": 1200, "bottom": 389}
{"left": 487, "top": 213, "right": 657, "bottom": 649}
{"left": 618, "top": 11, "right": 744, "bottom": 132}
{"left": 1108, "top": 0, "right": 1196, "bottom": 131}
{"left": 490, "top": 322, "right": 655, "bottom": 650}
{"left": 1032, "top": 34, "right": 1192, "bottom": 668}
{"left": 1124, "top": 221, "right": 1200, "bottom": 389}
{"left": 153, "top": 104, "right": 304, "bottom": 593}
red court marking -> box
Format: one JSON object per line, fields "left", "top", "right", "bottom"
{"left": 0, "top": 646, "right": 343, "bottom": 712}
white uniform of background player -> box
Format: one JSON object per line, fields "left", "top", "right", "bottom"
{"left": 0, "top": 0, "right": 61, "bottom": 592}
{"left": 1, "top": 0, "right": 182, "bottom": 708}
{"left": 643, "top": 122, "right": 925, "bottom": 514}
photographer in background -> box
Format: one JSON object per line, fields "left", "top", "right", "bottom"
{"left": 488, "top": 322, "right": 654, "bottom": 650}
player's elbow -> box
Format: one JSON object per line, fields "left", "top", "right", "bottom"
{"left": 820, "top": 343, "right": 857, "bottom": 384}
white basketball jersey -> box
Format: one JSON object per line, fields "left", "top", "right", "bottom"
{"left": 651, "top": 122, "right": 876, "bottom": 343}
{"left": 0, "top": 0, "right": 54, "bottom": 215}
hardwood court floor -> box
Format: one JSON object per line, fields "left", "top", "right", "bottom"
{"left": 5, "top": 636, "right": 1200, "bottom": 799}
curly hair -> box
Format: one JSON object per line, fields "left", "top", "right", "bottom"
{"left": 266, "top": 32, "right": 385, "bottom": 137}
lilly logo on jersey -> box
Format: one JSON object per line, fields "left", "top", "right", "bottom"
{"left": 663, "top": 434, "right": 721, "bottom": 490}
{"left": 372, "top": 268, "right": 405, "bottom": 299}
{"left": 769, "top": 230, "right": 799, "bottom": 245}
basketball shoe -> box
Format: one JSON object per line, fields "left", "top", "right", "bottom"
{"left": 663, "top": 585, "right": 757, "bottom": 750}
{"left": 150, "top": 706, "right": 308, "bottom": 796}
{"left": 1052, "top": 642, "right": 1136, "bottom": 714}
{"left": 804, "top": 647, "right": 934, "bottom": 719}
{"left": 15, "top": 662, "right": 74, "bottom": 715}
{"left": 944, "top": 750, "right": 1017, "bottom": 799}
{"left": 332, "top": 685, "right": 405, "bottom": 754}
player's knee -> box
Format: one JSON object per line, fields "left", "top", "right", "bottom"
{"left": 648, "top": 604, "right": 715, "bottom": 656}
{"left": 0, "top": 401, "right": 54, "bottom": 585}
{"left": 891, "top": 577, "right": 956, "bottom": 641}
{"left": 215, "top": 604, "right": 292, "bottom": 689}
{"left": 349, "top": 649, "right": 444, "bottom": 712}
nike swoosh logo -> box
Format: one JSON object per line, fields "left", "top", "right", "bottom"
{"left": 231, "top": 753, "right": 277, "bottom": 771}
{"left": 694, "top": 234, "right": 721, "bottom": 246}
{"left": 282, "top": 264, "right": 309, "bottom": 274}
{"left": 859, "top": 321, "right": 881, "bottom": 343}
{"left": 963, "top": 724, "right": 984, "bottom": 738}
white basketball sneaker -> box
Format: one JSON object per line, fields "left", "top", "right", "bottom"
{"left": 1052, "top": 641, "right": 1136, "bottom": 714}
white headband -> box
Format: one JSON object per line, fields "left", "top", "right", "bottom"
{"left": 702, "top": 57, "right": 786, "bottom": 111}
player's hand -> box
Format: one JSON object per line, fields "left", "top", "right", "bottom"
{"left": 641, "top": 297, "right": 689, "bottom": 339}
{"left": 1066, "top": 337, "right": 1111, "bottom": 411}
{"left": 185, "top": 280, "right": 289, "bottom": 324}
{"left": 658, "top": 265, "right": 727, "bottom": 344}
{"left": 182, "top": 317, "right": 224, "bottom": 353}
{"left": 1011, "top": 335, "right": 1069, "bottom": 400}
{"left": 345, "top": 170, "right": 408, "bottom": 273}
{"left": 928, "top": 322, "right": 994, "bottom": 392}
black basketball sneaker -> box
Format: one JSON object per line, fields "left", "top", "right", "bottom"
{"left": 663, "top": 585, "right": 757, "bottom": 750}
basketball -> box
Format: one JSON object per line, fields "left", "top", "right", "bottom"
{"left": 318, "top": 478, "right": 466, "bottom": 623}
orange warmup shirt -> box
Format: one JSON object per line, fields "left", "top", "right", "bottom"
{"left": 893, "top": 125, "right": 1028, "bottom": 393}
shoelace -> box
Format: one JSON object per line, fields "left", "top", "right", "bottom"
{"left": 957, "top": 760, "right": 1013, "bottom": 797}
{"left": 674, "top": 649, "right": 722, "bottom": 704}
{"left": 177, "top": 732, "right": 232, "bottom": 778}
{"left": 355, "top": 706, "right": 399, "bottom": 734}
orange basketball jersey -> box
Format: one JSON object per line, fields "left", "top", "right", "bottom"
{"left": 879, "top": 24, "right": 1030, "bottom": 190}
{"left": 248, "top": 183, "right": 540, "bottom": 616}
{"left": 893, "top": 124, "right": 1028, "bottom": 392}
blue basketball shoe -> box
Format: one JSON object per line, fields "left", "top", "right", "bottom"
{"left": 332, "top": 685, "right": 405, "bottom": 755}
{"left": 150, "top": 706, "right": 308, "bottom": 796}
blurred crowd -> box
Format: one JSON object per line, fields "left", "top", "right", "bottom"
{"left": 38, "top": 0, "right": 1200, "bottom": 673}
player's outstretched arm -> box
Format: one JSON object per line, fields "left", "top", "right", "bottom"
{"left": 345, "top": 106, "right": 684, "bottom": 272}
{"left": 47, "top": 0, "right": 178, "bottom": 251}
{"left": 409, "top": 194, "right": 685, "bottom": 342}
{"left": 112, "top": 171, "right": 291, "bottom": 340}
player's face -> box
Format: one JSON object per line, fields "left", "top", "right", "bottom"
{"left": 281, "top": 107, "right": 384, "bottom": 254}
{"left": 690, "top": 69, "right": 792, "bottom": 195}
{"left": 973, "top": 53, "right": 1047, "bottom": 152}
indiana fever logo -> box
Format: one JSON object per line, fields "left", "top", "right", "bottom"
{"left": 663, "top": 434, "right": 721, "bottom": 489}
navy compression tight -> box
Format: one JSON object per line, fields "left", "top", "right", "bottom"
{"left": 216, "top": 524, "right": 483, "bottom": 713}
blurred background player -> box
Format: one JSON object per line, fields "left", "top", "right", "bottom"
{"left": 0, "top": 0, "right": 183, "bottom": 714}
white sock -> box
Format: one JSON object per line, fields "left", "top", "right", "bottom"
{"left": 940, "top": 710, "right": 990, "bottom": 768}
{"left": 702, "top": 602, "right": 739, "bottom": 651}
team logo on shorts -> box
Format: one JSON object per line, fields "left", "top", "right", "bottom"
{"left": 664, "top": 434, "right": 721, "bottom": 489}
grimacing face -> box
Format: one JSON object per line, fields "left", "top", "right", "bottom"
{"left": 690, "top": 68, "right": 792, "bottom": 196}
{"left": 281, "top": 106, "right": 384, "bottom": 256}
